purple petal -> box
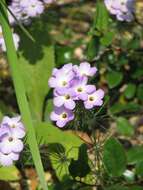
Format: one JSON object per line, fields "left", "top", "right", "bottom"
{"left": 86, "top": 85, "right": 96, "bottom": 94}
{"left": 48, "top": 77, "right": 56, "bottom": 88}
{"left": 64, "top": 100, "right": 76, "bottom": 110}
{"left": 50, "top": 112, "right": 59, "bottom": 121}
{"left": 11, "top": 128, "right": 26, "bottom": 139}
{"left": 0, "top": 152, "right": 13, "bottom": 166}
{"left": 84, "top": 102, "right": 94, "bottom": 109}
{"left": 53, "top": 96, "right": 64, "bottom": 107}
{"left": 56, "top": 120, "right": 67, "bottom": 128}
{"left": 11, "top": 139, "right": 24, "bottom": 153}
{"left": 89, "top": 67, "right": 97, "bottom": 76}
{"left": 78, "top": 93, "right": 88, "bottom": 101}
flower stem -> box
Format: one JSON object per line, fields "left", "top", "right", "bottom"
{"left": 0, "top": 2, "right": 48, "bottom": 190}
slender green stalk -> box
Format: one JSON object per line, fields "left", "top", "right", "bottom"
{"left": 0, "top": 2, "right": 48, "bottom": 190}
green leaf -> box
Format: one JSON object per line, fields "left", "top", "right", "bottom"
{"left": 103, "top": 137, "right": 126, "bottom": 177}
{"left": 127, "top": 146, "right": 143, "bottom": 164}
{"left": 132, "top": 69, "right": 143, "bottom": 79}
{"left": 110, "top": 102, "right": 141, "bottom": 115}
{"left": 35, "top": 122, "right": 82, "bottom": 151}
{"left": 0, "top": 3, "right": 48, "bottom": 189}
{"left": 100, "top": 32, "right": 115, "bottom": 46}
{"left": 35, "top": 122, "right": 83, "bottom": 179}
{"left": 87, "top": 36, "right": 100, "bottom": 60}
{"left": 0, "top": 110, "right": 3, "bottom": 122}
{"left": 69, "top": 144, "right": 90, "bottom": 178}
{"left": 104, "top": 185, "right": 129, "bottom": 190}
{"left": 106, "top": 71, "right": 123, "bottom": 88}
{"left": 136, "top": 161, "right": 143, "bottom": 177}
{"left": 137, "top": 84, "right": 143, "bottom": 101}
{"left": 130, "top": 186, "right": 143, "bottom": 190}
{"left": 124, "top": 84, "right": 136, "bottom": 99}
{"left": 0, "top": 166, "right": 19, "bottom": 181}
{"left": 116, "top": 117, "right": 134, "bottom": 136}
{"left": 19, "top": 45, "right": 55, "bottom": 121}
{"left": 94, "top": 0, "right": 109, "bottom": 32}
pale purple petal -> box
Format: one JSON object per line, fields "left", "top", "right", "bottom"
{"left": 50, "top": 112, "right": 59, "bottom": 121}
{"left": 84, "top": 102, "right": 94, "bottom": 109}
{"left": 64, "top": 100, "right": 76, "bottom": 110}
{"left": 85, "top": 85, "right": 96, "bottom": 94}
{"left": 0, "top": 152, "right": 13, "bottom": 166}
{"left": 56, "top": 120, "right": 67, "bottom": 128}
{"left": 78, "top": 93, "right": 88, "bottom": 101}
{"left": 53, "top": 96, "right": 64, "bottom": 107}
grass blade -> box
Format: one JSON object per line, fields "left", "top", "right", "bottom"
{"left": 0, "top": 1, "right": 48, "bottom": 190}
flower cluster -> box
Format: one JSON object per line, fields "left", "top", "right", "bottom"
{"left": 0, "top": 0, "right": 55, "bottom": 52}
{"left": 8, "top": 0, "right": 56, "bottom": 25}
{"left": 49, "top": 62, "right": 105, "bottom": 128}
{"left": 0, "top": 116, "right": 26, "bottom": 166}
{"left": 104, "top": 0, "right": 135, "bottom": 22}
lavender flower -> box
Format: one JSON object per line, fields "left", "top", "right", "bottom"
{"left": 50, "top": 106, "right": 74, "bottom": 128}
{"left": 1, "top": 116, "right": 26, "bottom": 139}
{"left": 49, "top": 62, "right": 105, "bottom": 128}
{"left": 0, "top": 129, "right": 24, "bottom": 154}
{"left": 104, "top": 0, "right": 135, "bottom": 22}
{"left": 54, "top": 88, "right": 76, "bottom": 110}
{"left": 0, "top": 152, "right": 19, "bottom": 167}
{"left": 48, "top": 67, "right": 74, "bottom": 88}
{"left": 73, "top": 62, "right": 97, "bottom": 77}
{"left": 72, "top": 77, "right": 96, "bottom": 101}
{"left": 84, "top": 89, "right": 105, "bottom": 109}
{"left": 0, "top": 116, "right": 26, "bottom": 167}
{"left": 43, "top": 0, "right": 56, "bottom": 4}
{"left": 19, "top": 0, "right": 44, "bottom": 18}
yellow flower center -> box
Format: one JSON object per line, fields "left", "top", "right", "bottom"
{"left": 65, "top": 94, "right": 70, "bottom": 100}
{"left": 62, "top": 113, "right": 67, "bottom": 119}
{"left": 89, "top": 96, "right": 94, "bottom": 101}
{"left": 8, "top": 137, "right": 13, "bottom": 142}
{"left": 77, "top": 87, "right": 83, "bottom": 92}
{"left": 62, "top": 81, "right": 67, "bottom": 86}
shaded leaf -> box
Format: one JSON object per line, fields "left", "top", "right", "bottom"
{"left": 69, "top": 144, "right": 90, "bottom": 178}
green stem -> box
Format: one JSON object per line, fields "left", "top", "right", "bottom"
{"left": 0, "top": 2, "right": 48, "bottom": 190}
